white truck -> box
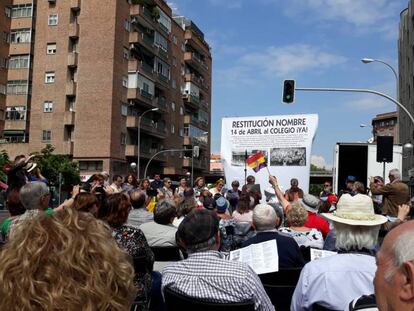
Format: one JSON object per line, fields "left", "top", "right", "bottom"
{"left": 333, "top": 142, "right": 403, "bottom": 194}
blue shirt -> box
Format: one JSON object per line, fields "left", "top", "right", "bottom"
{"left": 291, "top": 253, "right": 376, "bottom": 311}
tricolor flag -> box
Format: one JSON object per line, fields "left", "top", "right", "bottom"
{"left": 246, "top": 151, "right": 267, "bottom": 173}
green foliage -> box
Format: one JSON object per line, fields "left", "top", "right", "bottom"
{"left": 131, "top": 0, "right": 160, "bottom": 19}
{"left": 0, "top": 150, "right": 10, "bottom": 182}
{"left": 31, "top": 145, "right": 80, "bottom": 189}
{"left": 309, "top": 183, "right": 324, "bottom": 197}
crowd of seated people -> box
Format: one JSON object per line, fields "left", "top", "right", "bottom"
{"left": 0, "top": 157, "right": 413, "bottom": 311}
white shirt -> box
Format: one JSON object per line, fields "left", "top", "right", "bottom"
{"left": 291, "top": 253, "right": 376, "bottom": 311}
{"left": 139, "top": 221, "right": 177, "bottom": 247}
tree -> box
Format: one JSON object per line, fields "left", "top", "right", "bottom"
{"left": 0, "top": 150, "right": 10, "bottom": 182}
{"left": 31, "top": 145, "right": 80, "bottom": 189}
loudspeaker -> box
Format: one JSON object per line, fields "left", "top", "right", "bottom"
{"left": 376, "top": 136, "right": 393, "bottom": 163}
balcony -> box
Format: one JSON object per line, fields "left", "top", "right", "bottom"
{"left": 141, "top": 118, "right": 167, "bottom": 139}
{"left": 66, "top": 81, "right": 77, "bottom": 96}
{"left": 154, "top": 96, "right": 168, "bottom": 112}
{"left": 184, "top": 114, "right": 200, "bottom": 127}
{"left": 184, "top": 29, "right": 209, "bottom": 54}
{"left": 4, "top": 120, "right": 26, "bottom": 131}
{"left": 63, "top": 141, "right": 74, "bottom": 154}
{"left": 127, "top": 88, "right": 154, "bottom": 107}
{"left": 184, "top": 73, "right": 209, "bottom": 91}
{"left": 64, "top": 111, "right": 75, "bottom": 125}
{"left": 182, "top": 93, "right": 200, "bottom": 109}
{"left": 69, "top": 23, "right": 79, "bottom": 38}
{"left": 156, "top": 46, "right": 169, "bottom": 61}
{"left": 183, "top": 136, "right": 208, "bottom": 148}
{"left": 156, "top": 73, "right": 170, "bottom": 89}
{"left": 184, "top": 52, "right": 209, "bottom": 73}
{"left": 128, "top": 59, "right": 138, "bottom": 71}
{"left": 130, "top": 5, "right": 156, "bottom": 29}
{"left": 129, "top": 31, "right": 155, "bottom": 53}
{"left": 67, "top": 52, "right": 78, "bottom": 67}
{"left": 126, "top": 115, "right": 138, "bottom": 128}
{"left": 70, "top": 0, "right": 81, "bottom": 10}
{"left": 140, "top": 61, "right": 155, "bottom": 77}
{"left": 182, "top": 157, "right": 208, "bottom": 169}
{"left": 200, "top": 100, "right": 209, "bottom": 111}
{"left": 125, "top": 144, "right": 138, "bottom": 157}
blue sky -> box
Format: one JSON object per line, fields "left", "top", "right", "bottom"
{"left": 170, "top": 0, "right": 406, "bottom": 168}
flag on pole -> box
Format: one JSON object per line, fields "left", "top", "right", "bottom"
{"left": 246, "top": 151, "right": 267, "bottom": 173}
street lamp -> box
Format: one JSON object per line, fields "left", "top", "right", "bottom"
{"left": 361, "top": 58, "right": 399, "bottom": 99}
{"left": 137, "top": 107, "right": 159, "bottom": 179}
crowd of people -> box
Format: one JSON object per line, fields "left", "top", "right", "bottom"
{"left": 0, "top": 154, "right": 413, "bottom": 311}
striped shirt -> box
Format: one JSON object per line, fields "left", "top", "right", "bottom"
{"left": 162, "top": 251, "right": 274, "bottom": 311}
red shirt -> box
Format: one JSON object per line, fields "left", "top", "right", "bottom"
{"left": 304, "top": 212, "right": 330, "bottom": 237}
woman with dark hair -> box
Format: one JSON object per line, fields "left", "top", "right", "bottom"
{"left": 101, "top": 193, "right": 154, "bottom": 310}
{"left": 232, "top": 192, "right": 254, "bottom": 224}
{"left": 72, "top": 192, "right": 99, "bottom": 217}
{"left": 123, "top": 174, "right": 138, "bottom": 192}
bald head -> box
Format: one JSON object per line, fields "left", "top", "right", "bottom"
{"left": 129, "top": 190, "right": 146, "bottom": 209}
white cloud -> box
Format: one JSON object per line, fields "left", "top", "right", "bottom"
{"left": 311, "top": 155, "right": 332, "bottom": 170}
{"left": 167, "top": 2, "right": 180, "bottom": 15}
{"left": 215, "top": 44, "right": 347, "bottom": 87}
{"left": 262, "top": 0, "right": 401, "bottom": 39}
{"left": 208, "top": 0, "right": 243, "bottom": 9}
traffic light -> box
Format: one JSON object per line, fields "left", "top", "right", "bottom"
{"left": 282, "top": 80, "right": 295, "bottom": 104}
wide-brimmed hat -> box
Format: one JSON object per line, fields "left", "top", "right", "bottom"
{"left": 322, "top": 193, "right": 387, "bottom": 226}
{"left": 23, "top": 162, "right": 37, "bottom": 173}
{"left": 300, "top": 194, "right": 320, "bottom": 213}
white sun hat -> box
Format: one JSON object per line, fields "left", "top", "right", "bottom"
{"left": 322, "top": 193, "right": 387, "bottom": 226}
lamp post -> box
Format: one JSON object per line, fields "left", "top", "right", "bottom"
{"left": 137, "top": 107, "right": 159, "bottom": 180}
{"left": 361, "top": 58, "right": 399, "bottom": 99}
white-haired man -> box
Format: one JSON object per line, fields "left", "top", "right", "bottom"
{"left": 374, "top": 219, "right": 414, "bottom": 311}
{"left": 242, "top": 203, "right": 305, "bottom": 268}
{"left": 369, "top": 168, "right": 409, "bottom": 218}
{"left": 291, "top": 193, "right": 388, "bottom": 311}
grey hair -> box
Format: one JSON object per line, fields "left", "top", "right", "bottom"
{"left": 334, "top": 222, "right": 380, "bottom": 251}
{"left": 389, "top": 168, "right": 401, "bottom": 180}
{"left": 253, "top": 203, "right": 277, "bottom": 231}
{"left": 185, "top": 235, "right": 217, "bottom": 254}
{"left": 19, "top": 181, "right": 50, "bottom": 210}
{"left": 384, "top": 231, "right": 414, "bottom": 282}
{"left": 154, "top": 199, "right": 177, "bottom": 225}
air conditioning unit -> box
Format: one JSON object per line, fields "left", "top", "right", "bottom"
{"left": 131, "top": 17, "right": 138, "bottom": 24}
{"left": 129, "top": 43, "right": 136, "bottom": 50}
{"left": 48, "top": 0, "right": 56, "bottom": 3}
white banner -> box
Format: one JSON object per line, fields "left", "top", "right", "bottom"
{"left": 221, "top": 114, "right": 318, "bottom": 195}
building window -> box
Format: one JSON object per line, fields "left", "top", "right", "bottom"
{"left": 171, "top": 124, "right": 175, "bottom": 134}
{"left": 179, "top": 106, "right": 184, "bottom": 115}
{"left": 171, "top": 102, "right": 175, "bottom": 111}
{"left": 8, "top": 55, "right": 30, "bottom": 69}
{"left": 78, "top": 160, "right": 103, "bottom": 171}
{"left": 48, "top": 14, "right": 58, "bottom": 26}
{"left": 172, "top": 56, "right": 177, "bottom": 67}
{"left": 154, "top": 32, "right": 168, "bottom": 51}
{"left": 11, "top": 4, "right": 33, "bottom": 18}
{"left": 121, "top": 133, "right": 126, "bottom": 145}
{"left": 181, "top": 43, "right": 185, "bottom": 52}
{"left": 124, "top": 19, "right": 130, "bottom": 32}
{"left": 122, "top": 76, "right": 128, "bottom": 88}
{"left": 0, "top": 58, "right": 8, "bottom": 69}
{"left": 47, "top": 43, "right": 56, "bottom": 55}
{"left": 121, "top": 103, "right": 128, "bottom": 116}
{"left": 10, "top": 29, "right": 31, "bottom": 43}
{"left": 172, "top": 35, "right": 177, "bottom": 45}
{"left": 5, "top": 106, "right": 26, "bottom": 120}
{"left": 7, "top": 80, "right": 30, "bottom": 95}
{"left": 43, "top": 101, "right": 53, "bottom": 113}
{"left": 123, "top": 47, "right": 129, "bottom": 60}
{"left": 68, "top": 99, "right": 76, "bottom": 112}
{"left": 172, "top": 79, "right": 176, "bottom": 89}
{"left": 0, "top": 84, "right": 6, "bottom": 95}
{"left": 42, "top": 130, "right": 52, "bottom": 141}
{"left": 45, "top": 72, "right": 55, "bottom": 84}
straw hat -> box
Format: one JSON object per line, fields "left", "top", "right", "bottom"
{"left": 322, "top": 193, "right": 387, "bottom": 226}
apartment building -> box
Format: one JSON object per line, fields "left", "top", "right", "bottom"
{"left": 399, "top": 5, "right": 414, "bottom": 178}
{"left": 371, "top": 111, "right": 399, "bottom": 143}
{"left": 1, "top": 0, "right": 212, "bottom": 179}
